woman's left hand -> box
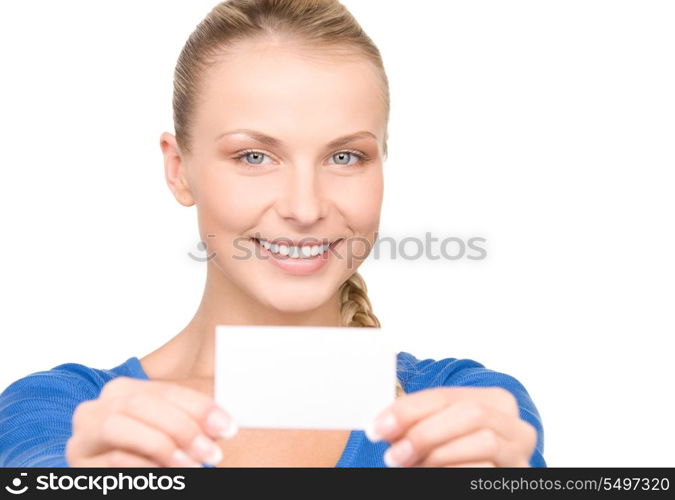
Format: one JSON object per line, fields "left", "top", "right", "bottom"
{"left": 366, "top": 386, "right": 537, "bottom": 467}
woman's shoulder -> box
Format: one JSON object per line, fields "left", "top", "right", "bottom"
{"left": 397, "top": 351, "right": 532, "bottom": 393}
{"left": 0, "top": 356, "right": 147, "bottom": 402}
{"left": 396, "top": 350, "right": 541, "bottom": 415}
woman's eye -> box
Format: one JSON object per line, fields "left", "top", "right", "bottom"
{"left": 330, "top": 151, "right": 362, "bottom": 166}
{"left": 238, "top": 151, "right": 272, "bottom": 166}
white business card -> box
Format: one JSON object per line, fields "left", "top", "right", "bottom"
{"left": 214, "top": 325, "right": 397, "bottom": 430}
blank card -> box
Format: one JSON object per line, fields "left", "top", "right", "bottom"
{"left": 214, "top": 325, "right": 397, "bottom": 430}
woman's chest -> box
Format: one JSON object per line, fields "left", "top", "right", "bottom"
{"left": 213, "top": 428, "right": 352, "bottom": 467}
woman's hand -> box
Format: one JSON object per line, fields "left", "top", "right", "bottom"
{"left": 65, "top": 377, "right": 238, "bottom": 467}
{"left": 365, "top": 386, "right": 537, "bottom": 467}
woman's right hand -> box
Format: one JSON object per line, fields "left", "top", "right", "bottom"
{"left": 65, "top": 376, "right": 238, "bottom": 467}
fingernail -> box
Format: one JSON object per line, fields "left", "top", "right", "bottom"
{"left": 365, "top": 412, "right": 397, "bottom": 442}
{"left": 364, "top": 423, "right": 381, "bottom": 442}
{"left": 206, "top": 407, "right": 239, "bottom": 439}
{"left": 170, "top": 449, "right": 202, "bottom": 468}
{"left": 190, "top": 435, "right": 223, "bottom": 466}
{"left": 383, "top": 448, "right": 400, "bottom": 467}
{"left": 384, "top": 439, "right": 413, "bottom": 467}
{"left": 220, "top": 419, "right": 238, "bottom": 439}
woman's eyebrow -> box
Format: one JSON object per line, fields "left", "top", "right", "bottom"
{"left": 215, "top": 129, "right": 377, "bottom": 148}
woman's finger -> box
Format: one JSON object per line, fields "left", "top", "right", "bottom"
{"left": 100, "top": 378, "right": 237, "bottom": 440}
{"left": 367, "top": 386, "right": 518, "bottom": 443}
{"left": 84, "top": 450, "right": 163, "bottom": 468}
{"left": 116, "top": 392, "right": 226, "bottom": 465}
{"left": 384, "top": 400, "right": 522, "bottom": 466}
{"left": 92, "top": 412, "right": 208, "bottom": 467}
{"left": 415, "top": 428, "right": 516, "bottom": 468}
{"left": 444, "top": 461, "right": 497, "bottom": 468}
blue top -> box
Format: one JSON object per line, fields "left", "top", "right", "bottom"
{"left": 0, "top": 352, "right": 546, "bottom": 467}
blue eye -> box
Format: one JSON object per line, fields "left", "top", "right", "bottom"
{"left": 329, "top": 150, "right": 368, "bottom": 166}
{"left": 332, "top": 152, "right": 355, "bottom": 166}
{"left": 238, "top": 151, "right": 272, "bottom": 166}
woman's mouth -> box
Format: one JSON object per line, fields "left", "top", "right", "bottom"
{"left": 250, "top": 237, "right": 343, "bottom": 275}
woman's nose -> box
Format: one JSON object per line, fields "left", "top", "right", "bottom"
{"left": 276, "top": 164, "right": 327, "bottom": 226}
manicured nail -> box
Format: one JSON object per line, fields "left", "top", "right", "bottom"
{"left": 365, "top": 423, "right": 380, "bottom": 442}
{"left": 221, "top": 419, "right": 238, "bottom": 439}
{"left": 190, "top": 435, "right": 223, "bottom": 466}
{"left": 170, "top": 449, "right": 202, "bottom": 468}
{"left": 206, "top": 407, "right": 239, "bottom": 439}
{"left": 384, "top": 439, "right": 413, "bottom": 467}
{"left": 365, "top": 412, "right": 397, "bottom": 442}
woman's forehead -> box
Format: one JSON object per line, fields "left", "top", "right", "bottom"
{"left": 193, "top": 43, "right": 386, "bottom": 134}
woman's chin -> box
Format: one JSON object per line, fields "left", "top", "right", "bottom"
{"left": 251, "top": 283, "right": 336, "bottom": 315}
{"left": 260, "top": 293, "right": 330, "bottom": 315}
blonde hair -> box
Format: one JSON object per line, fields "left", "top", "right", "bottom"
{"left": 171, "top": 0, "right": 403, "bottom": 396}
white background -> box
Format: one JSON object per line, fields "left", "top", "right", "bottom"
{"left": 1, "top": 0, "right": 673, "bottom": 466}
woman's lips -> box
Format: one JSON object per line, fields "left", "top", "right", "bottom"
{"left": 251, "top": 238, "right": 342, "bottom": 275}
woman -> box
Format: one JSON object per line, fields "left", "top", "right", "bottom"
{"left": 0, "top": 0, "right": 544, "bottom": 468}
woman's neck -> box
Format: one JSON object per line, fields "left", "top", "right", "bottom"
{"left": 139, "top": 265, "right": 342, "bottom": 382}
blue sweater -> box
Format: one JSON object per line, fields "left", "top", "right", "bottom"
{"left": 0, "top": 352, "right": 546, "bottom": 467}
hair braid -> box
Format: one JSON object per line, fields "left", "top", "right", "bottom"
{"left": 339, "top": 272, "right": 380, "bottom": 328}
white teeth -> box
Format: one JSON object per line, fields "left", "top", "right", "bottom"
{"left": 257, "top": 238, "right": 332, "bottom": 259}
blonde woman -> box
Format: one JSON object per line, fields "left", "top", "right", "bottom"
{"left": 0, "top": 0, "right": 544, "bottom": 468}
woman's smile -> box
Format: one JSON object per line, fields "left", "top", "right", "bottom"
{"left": 251, "top": 237, "right": 344, "bottom": 276}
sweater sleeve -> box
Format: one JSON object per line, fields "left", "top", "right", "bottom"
{"left": 0, "top": 368, "right": 100, "bottom": 467}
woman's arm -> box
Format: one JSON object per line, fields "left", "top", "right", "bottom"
{"left": 0, "top": 369, "right": 98, "bottom": 467}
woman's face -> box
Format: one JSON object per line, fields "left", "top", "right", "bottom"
{"left": 161, "top": 39, "right": 387, "bottom": 314}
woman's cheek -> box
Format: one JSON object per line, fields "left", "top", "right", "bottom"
{"left": 199, "top": 173, "right": 273, "bottom": 230}
{"left": 335, "top": 171, "right": 383, "bottom": 265}
{"left": 343, "top": 168, "right": 383, "bottom": 227}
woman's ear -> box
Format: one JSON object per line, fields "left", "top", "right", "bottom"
{"left": 160, "top": 132, "right": 195, "bottom": 207}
